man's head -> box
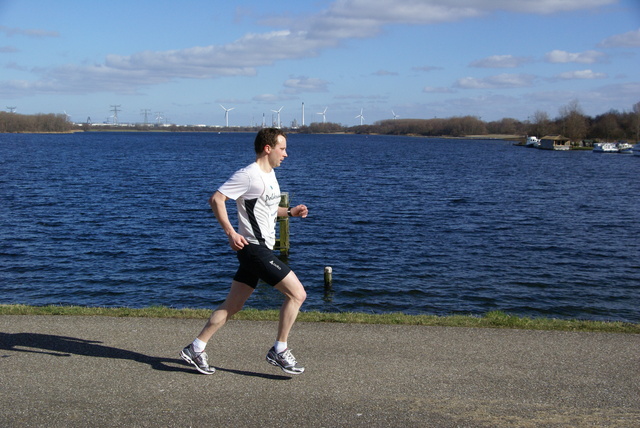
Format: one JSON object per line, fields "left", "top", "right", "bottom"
{"left": 254, "top": 128, "right": 287, "bottom": 154}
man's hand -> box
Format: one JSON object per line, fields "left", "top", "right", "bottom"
{"left": 291, "top": 204, "right": 309, "bottom": 218}
{"left": 228, "top": 231, "right": 249, "bottom": 251}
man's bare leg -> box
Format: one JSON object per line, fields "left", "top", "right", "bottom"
{"left": 197, "top": 280, "right": 255, "bottom": 343}
{"left": 274, "top": 271, "right": 307, "bottom": 343}
{"left": 266, "top": 270, "right": 307, "bottom": 374}
{"left": 180, "top": 281, "right": 254, "bottom": 374}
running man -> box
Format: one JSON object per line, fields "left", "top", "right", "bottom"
{"left": 180, "top": 128, "right": 308, "bottom": 375}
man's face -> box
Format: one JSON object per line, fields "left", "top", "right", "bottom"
{"left": 267, "top": 135, "right": 288, "bottom": 168}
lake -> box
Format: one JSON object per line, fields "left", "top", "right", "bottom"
{"left": 1, "top": 132, "right": 638, "bottom": 322}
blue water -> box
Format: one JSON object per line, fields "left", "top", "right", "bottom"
{"left": 1, "top": 132, "right": 638, "bottom": 322}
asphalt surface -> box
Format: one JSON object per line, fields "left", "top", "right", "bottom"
{"left": 0, "top": 315, "right": 638, "bottom": 427}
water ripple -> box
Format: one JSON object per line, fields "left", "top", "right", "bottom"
{"left": 1, "top": 133, "right": 638, "bottom": 322}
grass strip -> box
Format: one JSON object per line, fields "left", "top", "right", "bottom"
{"left": 1, "top": 304, "right": 637, "bottom": 334}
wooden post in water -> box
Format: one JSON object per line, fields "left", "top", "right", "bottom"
{"left": 275, "top": 192, "right": 290, "bottom": 256}
{"left": 324, "top": 266, "right": 333, "bottom": 291}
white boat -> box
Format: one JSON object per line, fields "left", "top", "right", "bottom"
{"left": 617, "top": 142, "right": 633, "bottom": 154}
{"left": 593, "top": 142, "right": 618, "bottom": 153}
{"left": 525, "top": 136, "right": 540, "bottom": 148}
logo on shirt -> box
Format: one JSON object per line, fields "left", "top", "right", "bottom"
{"left": 265, "top": 192, "right": 282, "bottom": 209}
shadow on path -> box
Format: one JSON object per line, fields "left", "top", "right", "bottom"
{"left": 0, "top": 332, "right": 190, "bottom": 372}
{"left": 215, "top": 366, "right": 291, "bottom": 380}
{"left": 0, "top": 332, "right": 290, "bottom": 380}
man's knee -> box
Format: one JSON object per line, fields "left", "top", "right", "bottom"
{"left": 222, "top": 299, "right": 245, "bottom": 315}
{"left": 285, "top": 283, "right": 307, "bottom": 305}
{"left": 220, "top": 281, "right": 254, "bottom": 314}
{"left": 292, "top": 286, "right": 307, "bottom": 305}
{"left": 277, "top": 273, "right": 306, "bottom": 304}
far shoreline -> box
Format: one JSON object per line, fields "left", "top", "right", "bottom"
{"left": 2, "top": 129, "right": 525, "bottom": 142}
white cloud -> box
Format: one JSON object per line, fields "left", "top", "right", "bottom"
{"left": 313, "top": 0, "right": 616, "bottom": 28}
{"left": 0, "top": 79, "right": 62, "bottom": 97}
{"left": 426, "top": 93, "right": 523, "bottom": 121}
{"left": 0, "top": 0, "right": 621, "bottom": 98}
{"left": 0, "top": 25, "right": 59, "bottom": 38}
{"left": 4, "top": 62, "right": 28, "bottom": 71}
{"left": 556, "top": 69, "right": 607, "bottom": 80}
{"left": 279, "top": 0, "right": 617, "bottom": 43}
{"left": 321, "top": 0, "right": 483, "bottom": 26}
{"left": 599, "top": 28, "right": 640, "bottom": 48}
{"left": 493, "top": 0, "right": 616, "bottom": 14}
{"left": 282, "top": 76, "right": 329, "bottom": 94}
{"left": 470, "top": 54, "right": 532, "bottom": 68}
{"left": 373, "top": 70, "right": 399, "bottom": 76}
{"left": 334, "top": 94, "right": 388, "bottom": 100}
{"left": 527, "top": 81, "right": 640, "bottom": 117}
{"left": 592, "top": 81, "right": 640, "bottom": 102}
{"left": 103, "top": 30, "right": 328, "bottom": 76}
{"left": 544, "top": 49, "right": 607, "bottom": 64}
{"left": 413, "top": 65, "right": 442, "bottom": 72}
{"left": 455, "top": 73, "right": 536, "bottom": 89}
{"left": 252, "top": 93, "right": 296, "bottom": 103}
{"left": 423, "top": 86, "right": 454, "bottom": 93}
{"left": 3, "top": 30, "right": 331, "bottom": 95}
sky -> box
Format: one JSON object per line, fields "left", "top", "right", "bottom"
{"left": 1, "top": 0, "right": 639, "bottom": 127}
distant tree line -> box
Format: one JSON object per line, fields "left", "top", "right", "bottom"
{"left": 297, "top": 122, "right": 345, "bottom": 134}
{"left": 3, "top": 101, "right": 639, "bottom": 144}
{"left": 0, "top": 112, "right": 75, "bottom": 133}
{"left": 301, "top": 100, "right": 640, "bottom": 145}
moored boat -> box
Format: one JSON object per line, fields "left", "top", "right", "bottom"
{"left": 525, "top": 136, "right": 540, "bottom": 148}
{"left": 593, "top": 142, "right": 618, "bottom": 153}
{"left": 617, "top": 142, "right": 633, "bottom": 154}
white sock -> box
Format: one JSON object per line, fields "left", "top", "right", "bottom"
{"left": 192, "top": 338, "right": 207, "bottom": 354}
{"left": 274, "top": 341, "right": 287, "bottom": 353}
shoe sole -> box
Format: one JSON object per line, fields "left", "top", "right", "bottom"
{"left": 266, "top": 355, "right": 305, "bottom": 375}
{"left": 180, "top": 350, "right": 215, "bottom": 375}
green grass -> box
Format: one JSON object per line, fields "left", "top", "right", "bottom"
{"left": 1, "top": 304, "right": 637, "bottom": 334}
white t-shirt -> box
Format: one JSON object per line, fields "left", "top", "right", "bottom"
{"left": 218, "top": 162, "right": 281, "bottom": 249}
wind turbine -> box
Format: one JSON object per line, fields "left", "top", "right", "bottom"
{"left": 356, "top": 108, "right": 365, "bottom": 126}
{"left": 392, "top": 110, "right": 399, "bottom": 120}
{"left": 271, "top": 106, "right": 283, "bottom": 128}
{"left": 220, "top": 104, "right": 234, "bottom": 127}
{"left": 317, "top": 107, "right": 327, "bottom": 123}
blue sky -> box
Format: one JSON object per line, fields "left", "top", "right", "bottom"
{"left": 1, "top": 0, "right": 639, "bottom": 126}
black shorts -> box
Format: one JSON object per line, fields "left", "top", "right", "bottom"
{"left": 233, "top": 243, "right": 291, "bottom": 288}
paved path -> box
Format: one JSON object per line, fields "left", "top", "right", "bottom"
{"left": 1, "top": 315, "right": 638, "bottom": 427}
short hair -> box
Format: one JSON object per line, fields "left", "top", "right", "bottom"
{"left": 254, "top": 128, "right": 287, "bottom": 154}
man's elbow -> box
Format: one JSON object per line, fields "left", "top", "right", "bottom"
{"left": 209, "top": 191, "right": 227, "bottom": 209}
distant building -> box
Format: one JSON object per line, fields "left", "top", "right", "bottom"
{"left": 539, "top": 135, "right": 570, "bottom": 150}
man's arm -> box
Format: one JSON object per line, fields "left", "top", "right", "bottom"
{"left": 278, "top": 204, "right": 309, "bottom": 218}
{"left": 209, "top": 190, "right": 249, "bottom": 251}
